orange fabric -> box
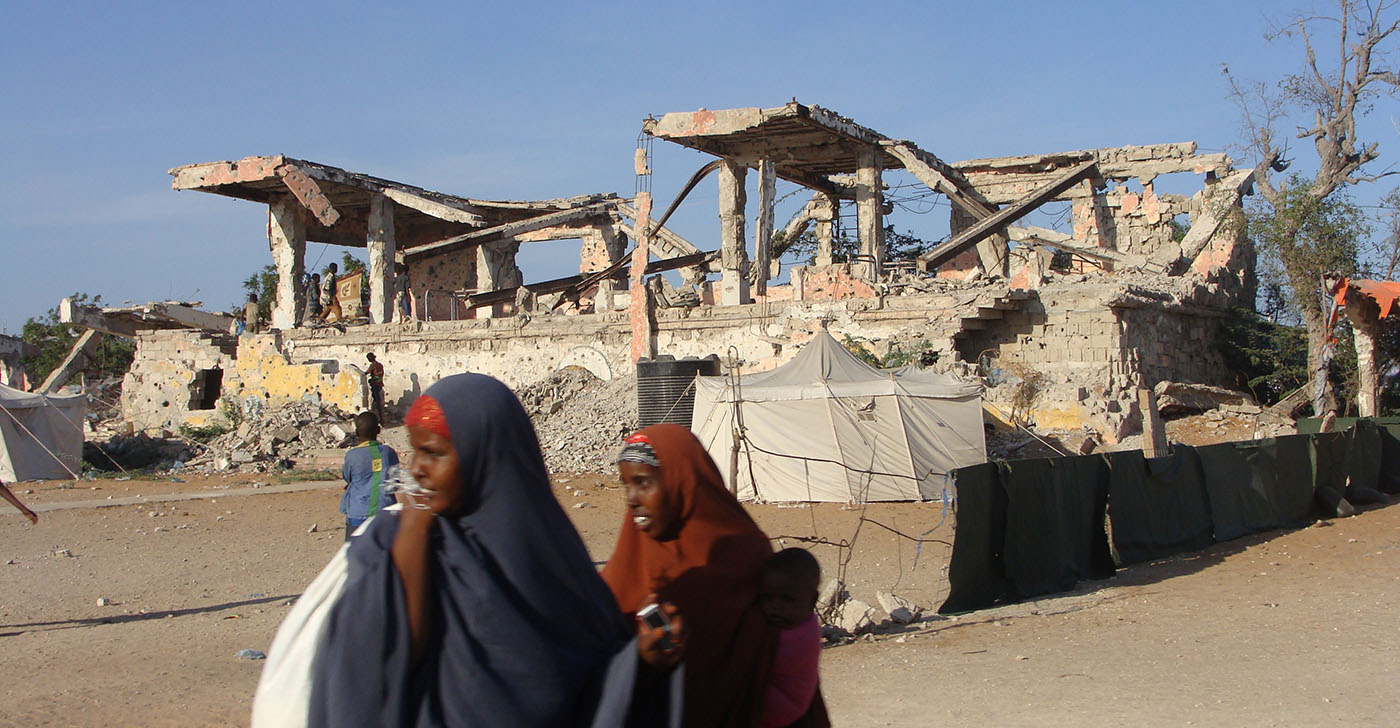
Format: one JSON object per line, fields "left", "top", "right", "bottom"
{"left": 1340, "top": 278, "right": 1400, "bottom": 319}
{"left": 404, "top": 395, "right": 449, "bottom": 439}
{"left": 601, "top": 423, "right": 777, "bottom": 728}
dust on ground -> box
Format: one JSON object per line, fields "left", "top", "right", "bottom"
{"left": 2, "top": 471, "right": 1397, "bottom": 727}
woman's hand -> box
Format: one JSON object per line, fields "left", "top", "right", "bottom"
{"left": 636, "top": 594, "right": 685, "bottom": 670}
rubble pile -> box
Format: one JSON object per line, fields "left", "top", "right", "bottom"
{"left": 185, "top": 399, "right": 354, "bottom": 472}
{"left": 85, "top": 432, "right": 193, "bottom": 472}
{"left": 522, "top": 368, "right": 638, "bottom": 475}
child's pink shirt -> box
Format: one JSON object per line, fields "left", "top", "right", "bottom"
{"left": 762, "top": 612, "right": 821, "bottom": 728}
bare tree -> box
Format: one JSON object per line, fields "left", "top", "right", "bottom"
{"left": 1227, "top": 0, "right": 1400, "bottom": 412}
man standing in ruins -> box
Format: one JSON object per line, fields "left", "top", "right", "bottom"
{"left": 243, "top": 294, "right": 259, "bottom": 335}
{"left": 319, "top": 263, "right": 341, "bottom": 323}
{"left": 366, "top": 353, "right": 385, "bottom": 422}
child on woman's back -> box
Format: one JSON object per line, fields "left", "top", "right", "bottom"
{"left": 759, "top": 548, "right": 824, "bottom": 728}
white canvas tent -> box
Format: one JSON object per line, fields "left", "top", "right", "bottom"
{"left": 691, "top": 331, "right": 986, "bottom": 503}
{"left": 0, "top": 383, "right": 85, "bottom": 481}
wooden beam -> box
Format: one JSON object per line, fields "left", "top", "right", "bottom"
{"left": 276, "top": 164, "right": 341, "bottom": 227}
{"left": 402, "top": 202, "right": 612, "bottom": 260}
{"left": 918, "top": 161, "right": 1099, "bottom": 272}
{"left": 381, "top": 187, "right": 487, "bottom": 226}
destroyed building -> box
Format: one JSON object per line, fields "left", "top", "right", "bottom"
{"left": 107, "top": 102, "right": 1255, "bottom": 445}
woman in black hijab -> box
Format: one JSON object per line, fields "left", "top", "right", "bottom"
{"left": 308, "top": 374, "right": 678, "bottom": 727}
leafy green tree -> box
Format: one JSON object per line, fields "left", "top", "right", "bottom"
{"left": 1226, "top": 0, "right": 1400, "bottom": 413}
{"left": 240, "top": 264, "right": 277, "bottom": 324}
{"left": 20, "top": 293, "right": 135, "bottom": 386}
{"left": 775, "top": 224, "right": 933, "bottom": 266}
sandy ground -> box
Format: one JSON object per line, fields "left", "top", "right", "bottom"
{"left": 1, "top": 472, "right": 1397, "bottom": 727}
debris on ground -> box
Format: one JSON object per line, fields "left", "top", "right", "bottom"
{"left": 235, "top": 649, "right": 266, "bottom": 660}
{"left": 185, "top": 400, "right": 353, "bottom": 472}
{"left": 519, "top": 368, "right": 638, "bottom": 475}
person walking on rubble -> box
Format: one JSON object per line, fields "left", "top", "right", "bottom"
{"left": 319, "top": 263, "right": 341, "bottom": 323}
{"left": 365, "top": 353, "right": 385, "bottom": 422}
{"left": 339, "top": 412, "right": 398, "bottom": 540}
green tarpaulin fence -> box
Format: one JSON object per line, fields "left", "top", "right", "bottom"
{"left": 940, "top": 420, "right": 1400, "bottom": 614}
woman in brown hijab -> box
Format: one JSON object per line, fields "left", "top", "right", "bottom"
{"left": 602, "top": 423, "right": 828, "bottom": 728}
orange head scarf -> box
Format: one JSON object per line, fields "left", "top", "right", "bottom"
{"left": 602, "top": 423, "right": 775, "bottom": 727}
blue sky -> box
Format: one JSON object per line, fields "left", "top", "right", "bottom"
{"left": 2, "top": 1, "right": 1395, "bottom": 331}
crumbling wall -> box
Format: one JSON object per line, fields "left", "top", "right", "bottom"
{"left": 230, "top": 335, "right": 363, "bottom": 414}
{"left": 121, "top": 331, "right": 238, "bottom": 431}
{"left": 406, "top": 253, "right": 475, "bottom": 320}
{"left": 126, "top": 278, "right": 1231, "bottom": 446}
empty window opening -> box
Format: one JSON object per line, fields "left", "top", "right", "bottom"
{"left": 189, "top": 368, "right": 223, "bottom": 410}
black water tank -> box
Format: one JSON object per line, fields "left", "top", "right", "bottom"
{"left": 636, "top": 355, "right": 721, "bottom": 428}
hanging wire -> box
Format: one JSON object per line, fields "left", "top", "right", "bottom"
{"left": 719, "top": 352, "right": 959, "bottom": 620}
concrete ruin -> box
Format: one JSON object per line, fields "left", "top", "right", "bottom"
{"left": 117, "top": 102, "right": 1256, "bottom": 446}
{"left": 0, "top": 334, "right": 37, "bottom": 389}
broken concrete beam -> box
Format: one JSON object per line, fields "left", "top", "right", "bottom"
{"left": 1173, "top": 168, "right": 1255, "bottom": 273}
{"left": 276, "top": 163, "right": 341, "bottom": 227}
{"left": 405, "top": 202, "right": 614, "bottom": 261}
{"left": 919, "top": 161, "right": 1098, "bottom": 272}
{"left": 39, "top": 329, "right": 102, "bottom": 393}
{"left": 1139, "top": 388, "right": 1169, "bottom": 457}
{"left": 381, "top": 187, "right": 486, "bottom": 226}
{"left": 886, "top": 143, "right": 1009, "bottom": 278}
{"left": 1153, "top": 381, "right": 1255, "bottom": 417}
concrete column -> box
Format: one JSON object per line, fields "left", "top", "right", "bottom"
{"left": 753, "top": 159, "right": 776, "bottom": 299}
{"left": 790, "top": 265, "right": 807, "bottom": 302}
{"left": 1347, "top": 298, "right": 1380, "bottom": 417}
{"left": 630, "top": 192, "right": 656, "bottom": 362}
{"left": 581, "top": 222, "right": 625, "bottom": 313}
{"left": 268, "top": 195, "right": 306, "bottom": 330}
{"left": 717, "top": 160, "right": 750, "bottom": 306}
{"left": 367, "top": 193, "right": 396, "bottom": 324}
{"left": 815, "top": 194, "right": 836, "bottom": 267}
{"left": 855, "top": 146, "right": 884, "bottom": 281}
{"left": 475, "top": 239, "right": 521, "bottom": 319}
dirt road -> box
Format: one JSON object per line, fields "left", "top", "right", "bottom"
{"left": 0, "top": 473, "right": 1395, "bottom": 726}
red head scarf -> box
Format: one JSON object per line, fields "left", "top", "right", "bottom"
{"left": 602, "top": 423, "right": 775, "bottom": 727}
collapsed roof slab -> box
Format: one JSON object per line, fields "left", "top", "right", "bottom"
{"left": 953, "top": 143, "right": 1233, "bottom": 204}
{"left": 643, "top": 102, "right": 978, "bottom": 197}
{"left": 169, "top": 155, "right": 615, "bottom": 250}
{"left": 59, "top": 298, "right": 235, "bottom": 337}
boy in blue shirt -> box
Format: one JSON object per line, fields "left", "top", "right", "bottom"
{"left": 339, "top": 411, "right": 399, "bottom": 540}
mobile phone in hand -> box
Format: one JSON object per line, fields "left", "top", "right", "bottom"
{"left": 637, "top": 603, "right": 671, "bottom": 632}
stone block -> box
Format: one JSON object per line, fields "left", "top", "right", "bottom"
{"left": 837, "top": 599, "right": 876, "bottom": 635}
